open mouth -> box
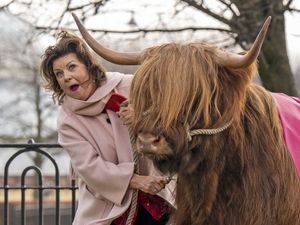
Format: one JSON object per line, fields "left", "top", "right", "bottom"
{"left": 70, "top": 84, "right": 79, "bottom": 92}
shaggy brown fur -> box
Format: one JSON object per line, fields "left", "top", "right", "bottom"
{"left": 130, "top": 43, "right": 300, "bottom": 225}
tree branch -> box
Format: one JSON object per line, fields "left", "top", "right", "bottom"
{"left": 34, "top": 25, "right": 233, "bottom": 34}
{"left": 68, "top": 2, "right": 95, "bottom": 11}
{"left": 0, "top": 0, "right": 14, "bottom": 10}
{"left": 218, "top": 0, "right": 238, "bottom": 17}
{"left": 287, "top": 7, "right": 300, "bottom": 12}
{"left": 284, "top": 0, "right": 294, "bottom": 10}
{"left": 55, "top": 0, "right": 71, "bottom": 27}
{"left": 283, "top": 0, "right": 300, "bottom": 12}
{"left": 180, "top": 0, "right": 233, "bottom": 26}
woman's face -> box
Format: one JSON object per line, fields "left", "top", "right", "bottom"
{"left": 53, "top": 53, "right": 97, "bottom": 101}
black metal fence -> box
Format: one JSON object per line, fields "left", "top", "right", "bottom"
{"left": 0, "top": 139, "right": 78, "bottom": 225}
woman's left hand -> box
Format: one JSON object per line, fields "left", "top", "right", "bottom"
{"left": 129, "top": 174, "right": 167, "bottom": 195}
{"left": 117, "top": 104, "right": 135, "bottom": 126}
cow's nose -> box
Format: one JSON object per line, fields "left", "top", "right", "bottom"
{"left": 137, "top": 133, "right": 160, "bottom": 145}
{"left": 137, "top": 133, "right": 161, "bottom": 150}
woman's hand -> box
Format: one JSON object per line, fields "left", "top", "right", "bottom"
{"left": 129, "top": 174, "right": 167, "bottom": 195}
{"left": 117, "top": 104, "right": 135, "bottom": 127}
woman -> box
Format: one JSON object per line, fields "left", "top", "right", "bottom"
{"left": 40, "top": 31, "right": 175, "bottom": 225}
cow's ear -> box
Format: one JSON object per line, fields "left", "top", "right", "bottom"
{"left": 219, "top": 58, "right": 258, "bottom": 93}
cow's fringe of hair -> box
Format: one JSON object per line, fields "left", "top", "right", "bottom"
{"left": 130, "top": 43, "right": 255, "bottom": 133}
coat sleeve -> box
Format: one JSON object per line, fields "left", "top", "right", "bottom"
{"left": 58, "top": 120, "right": 135, "bottom": 205}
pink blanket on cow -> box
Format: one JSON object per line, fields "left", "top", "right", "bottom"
{"left": 272, "top": 92, "right": 300, "bottom": 176}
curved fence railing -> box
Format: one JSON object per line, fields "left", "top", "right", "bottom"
{"left": 0, "top": 139, "right": 77, "bottom": 225}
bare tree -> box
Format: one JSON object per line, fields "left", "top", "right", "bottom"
{"left": 1, "top": 0, "right": 299, "bottom": 95}
{"left": 179, "top": 0, "right": 300, "bottom": 95}
{"left": 0, "top": 12, "right": 60, "bottom": 178}
{"left": 0, "top": 12, "right": 57, "bottom": 141}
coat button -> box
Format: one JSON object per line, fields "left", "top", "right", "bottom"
{"left": 106, "top": 118, "right": 111, "bottom": 124}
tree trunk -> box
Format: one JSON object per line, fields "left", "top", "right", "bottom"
{"left": 232, "top": 0, "right": 298, "bottom": 96}
{"left": 259, "top": 15, "right": 297, "bottom": 96}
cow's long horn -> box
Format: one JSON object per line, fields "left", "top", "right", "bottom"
{"left": 216, "top": 16, "right": 271, "bottom": 68}
{"left": 71, "top": 13, "right": 141, "bottom": 65}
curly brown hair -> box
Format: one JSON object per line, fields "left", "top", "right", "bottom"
{"left": 40, "top": 31, "right": 106, "bottom": 104}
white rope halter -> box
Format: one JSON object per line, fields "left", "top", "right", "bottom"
{"left": 187, "top": 120, "right": 233, "bottom": 141}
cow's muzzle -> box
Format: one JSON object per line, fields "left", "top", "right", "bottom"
{"left": 136, "top": 132, "right": 173, "bottom": 156}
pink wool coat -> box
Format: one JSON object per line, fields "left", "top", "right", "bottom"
{"left": 272, "top": 92, "right": 300, "bottom": 176}
{"left": 58, "top": 72, "right": 176, "bottom": 225}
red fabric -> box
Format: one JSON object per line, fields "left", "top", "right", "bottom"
{"left": 113, "top": 191, "right": 168, "bottom": 225}
{"left": 105, "top": 94, "right": 168, "bottom": 225}
{"left": 138, "top": 192, "right": 169, "bottom": 220}
{"left": 112, "top": 199, "right": 138, "bottom": 225}
{"left": 105, "top": 93, "right": 127, "bottom": 112}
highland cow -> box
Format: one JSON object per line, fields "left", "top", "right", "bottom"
{"left": 72, "top": 14, "right": 300, "bottom": 225}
